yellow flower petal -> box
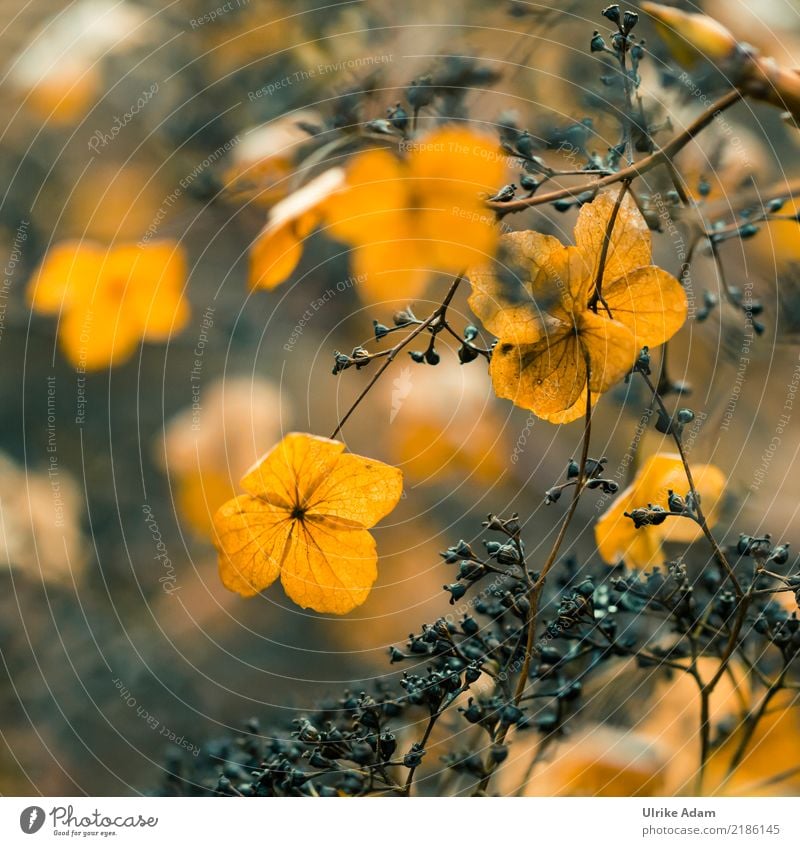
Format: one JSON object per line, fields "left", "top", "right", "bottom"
{"left": 280, "top": 517, "right": 378, "bottom": 614}
{"left": 59, "top": 300, "right": 140, "bottom": 369}
{"left": 27, "top": 241, "right": 104, "bottom": 312}
{"left": 578, "top": 310, "right": 639, "bottom": 394}
{"left": 467, "top": 232, "right": 573, "bottom": 343}
{"left": 240, "top": 432, "right": 344, "bottom": 508}
{"left": 325, "top": 149, "right": 408, "bottom": 244}
{"left": 213, "top": 494, "right": 291, "bottom": 596}
{"left": 306, "top": 453, "right": 403, "bottom": 528}
{"left": 250, "top": 213, "right": 314, "bottom": 290}
{"left": 595, "top": 453, "right": 726, "bottom": 567}
{"left": 250, "top": 168, "right": 345, "bottom": 290}
{"left": 112, "top": 241, "right": 189, "bottom": 339}
{"left": 215, "top": 433, "right": 403, "bottom": 613}
{"left": 543, "top": 386, "right": 600, "bottom": 425}
{"left": 349, "top": 237, "right": 431, "bottom": 304}
{"left": 603, "top": 266, "right": 688, "bottom": 348}
{"left": 490, "top": 325, "right": 587, "bottom": 419}
{"left": 575, "top": 191, "right": 652, "bottom": 291}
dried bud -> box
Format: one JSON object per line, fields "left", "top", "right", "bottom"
{"left": 590, "top": 32, "right": 607, "bottom": 53}
{"left": 386, "top": 103, "right": 409, "bottom": 131}
{"left": 626, "top": 505, "right": 668, "bottom": 528}
{"left": 515, "top": 130, "right": 536, "bottom": 158}
{"left": 458, "top": 343, "right": 479, "bottom": 364}
{"left": 622, "top": 10, "right": 639, "bottom": 34}
{"left": 667, "top": 490, "right": 685, "bottom": 513}
{"left": 406, "top": 76, "right": 434, "bottom": 110}
{"left": 393, "top": 307, "right": 416, "bottom": 326}
{"left": 769, "top": 544, "right": 790, "bottom": 566}
{"left": 424, "top": 347, "right": 441, "bottom": 365}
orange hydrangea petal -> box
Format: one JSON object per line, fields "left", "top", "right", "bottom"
{"left": 575, "top": 191, "right": 652, "bottom": 289}
{"left": 409, "top": 128, "right": 506, "bottom": 270}
{"left": 578, "top": 311, "right": 639, "bottom": 394}
{"left": 603, "top": 265, "right": 688, "bottom": 348}
{"left": 645, "top": 458, "right": 727, "bottom": 544}
{"left": 27, "top": 241, "right": 105, "bottom": 312}
{"left": 250, "top": 168, "right": 344, "bottom": 289}
{"left": 240, "top": 432, "right": 345, "bottom": 509}
{"left": 595, "top": 485, "right": 666, "bottom": 569}
{"left": 543, "top": 386, "right": 601, "bottom": 425}
{"left": 595, "top": 453, "right": 726, "bottom": 566}
{"left": 306, "top": 452, "right": 402, "bottom": 528}
{"left": 213, "top": 494, "right": 292, "bottom": 596}
{"left": 59, "top": 299, "right": 141, "bottom": 369}
{"left": 249, "top": 214, "right": 313, "bottom": 290}
{"left": 490, "top": 325, "right": 587, "bottom": 418}
{"left": 280, "top": 516, "right": 378, "bottom": 614}
{"left": 348, "top": 237, "right": 431, "bottom": 304}
{"left": 415, "top": 206, "right": 498, "bottom": 272}
{"left": 407, "top": 127, "right": 505, "bottom": 201}
{"left": 467, "top": 232, "right": 571, "bottom": 343}
{"left": 325, "top": 149, "right": 408, "bottom": 244}
{"left": 119, "top": 241, "right": 189, "bottom": 339}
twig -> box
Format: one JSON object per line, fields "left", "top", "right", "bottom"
{"left": 329, "top": 274, "right": 463, "bottom": 439}
{"left": 476, "top": 370, "right": 594, "bottom": 795}
{"left": 637, "top": 370, "right": 741, "bottom": 598}
{"left": 487, "top": 90, "right": 743, "bottom": 217}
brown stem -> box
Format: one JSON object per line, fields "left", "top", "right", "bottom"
{"left": 638, "top": 370, "right": 741, "bottom": 597}
{"left": 589, "top": 179, "right": 631, "bottom": 313}
{"left": 724, "top": 669, "right": 787, "bottom": 783}
{"left": 402, "top": 710, "right": 441, "bottom": 797}
{"left": 487, "top": 89, "right": 743, "bottom": 217}
{"left": 329, "top": 274, "right": 463, "bottom": 439}
{"left": 476, "top": 375, "right": 594, "bottom": 795}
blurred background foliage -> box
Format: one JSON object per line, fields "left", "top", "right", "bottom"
{"left": 1, "top": 0, "right": 800, "bottom": 795}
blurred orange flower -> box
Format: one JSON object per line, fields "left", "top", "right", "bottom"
{"left": 28, "top": 240, "right": 189, "bottom": 369}
{"left": 249, "top": 168, "right": 345, "bottom": 290}
{"left": 468, "top": 192, "right": 687, "bottom": 423}
{"left": 595, "top": 453, "right": 726, "bottom": 568}
{"left": 213, "top": 432, "right": 402, "bottom": 614}
{"left": 326, "top": 127, "right": 505, "bottom": 302}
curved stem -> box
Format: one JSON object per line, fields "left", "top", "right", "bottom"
{"left": 487, "top": 89, "right": 743, "bottom": 217}
{"left": 329, "top": 274, "right": 463, "bottom": 439}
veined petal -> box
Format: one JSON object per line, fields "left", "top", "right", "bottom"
{"left": 579, "top": 310, "right": 639, "bottom": 394}
{"left": 603, "top": 265, "right": 688, "bottom": 348}
{"left": 490, "top": 324, "right": 587, "bottom": 418}
{"left": 575, "top": 191, "right": 652, "bottom": 288}
{"left": 280, "top": 517, "right": 378, "bottom": 614}
{"left": 240, "top": 432, "right": 345, "bottom": 509}
{"left": 305, "top": 452, "right": 402, "bottom": 528}
{"left": 213, "top": 494, "right": 292, "bottom": 596}
{"left": 325, "top": 149, "right": 408, "bottom": 244}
